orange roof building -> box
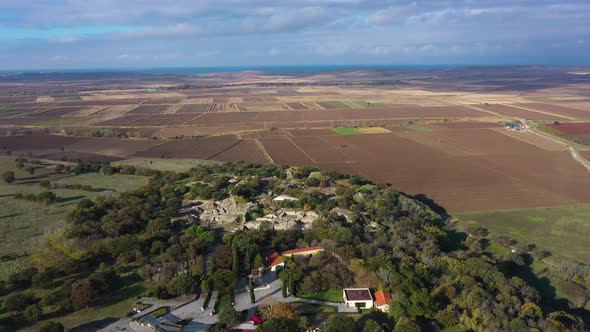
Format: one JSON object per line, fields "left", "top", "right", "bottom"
{"left": 281, "top": 246, "right": 324, "bottom": 257}
{"left": 373, "top": 290, "right": 392, "bottom": 312}
{"left": 263, "top": 250, "right": 284, "bottom": 271}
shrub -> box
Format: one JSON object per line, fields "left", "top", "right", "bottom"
{"left": 39, "top": 321, "right": 65, "bottom": 332}
{"left": 2, "top": 170, "right": 15, "bottom": 183}
{"left": 23, "top": 304, "right": 41, "bottom": 323}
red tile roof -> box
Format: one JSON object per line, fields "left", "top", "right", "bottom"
{"left": 264, "top": 251, "right": 284, "bottom": 268}
{"left": 374, "top": 290, "right": 392, "bottom": 306}
{"left": 281, "top": 246, "right": 324, "bottom": 256}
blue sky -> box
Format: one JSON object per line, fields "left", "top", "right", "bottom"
{"left": 0, "top": 0, "right": 589, "bottom": 69}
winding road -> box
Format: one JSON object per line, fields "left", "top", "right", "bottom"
{"left": 520, "top": 118, "right": 590, "bottom": 173}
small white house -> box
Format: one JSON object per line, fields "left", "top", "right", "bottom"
{"left": 343, "top": 288, "right": 373, "bottom": 308}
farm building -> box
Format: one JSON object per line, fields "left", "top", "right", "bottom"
{"left": 281, "top": 246, "right": 324, "bottom": 257}
{"left": 263, "top": 250, "right": 284, "bottom": 271}
{"left": 373, "top": 290, "right": 392, "bottom": 312}
{"left": 343, "top": 288, "right": 374, "bottom": 308}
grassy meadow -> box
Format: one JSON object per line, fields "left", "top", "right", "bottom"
{"left": 457, "top": 204, "right": 590, "bottom": 265}
{"left": 0, "top": 156, "right": 148, "bottom": 278}
{"left": 112, "top": 157, "right": 218, "bottom": 173}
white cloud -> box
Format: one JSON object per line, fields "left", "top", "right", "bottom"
{"left": 369, "top": 2, "right": 417, "bottom": 25}
{"left": 125, "top": 23, "right": 206, "bottom": 38}
{"left": 48, "top": 37, "right": 79, "bottom": 44}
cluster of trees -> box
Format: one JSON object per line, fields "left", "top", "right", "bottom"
{"left": 281, "top": 254, "right": 353, "bottom": 297}
{"left": 14, "top": 191, "right": 57, "bottom": 204}
{"left": 0, "top": 161, "right": 586, "bottom": 331}
{"left": 56, "top": 161, "right": 158, "bottom": 177}
{"left": 0, "top": 265, "right": 117, "bottom": 329}
{"left": 40, "top": 180, "right": 98, "bottom": 192}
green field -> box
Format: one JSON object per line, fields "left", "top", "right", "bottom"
{"left": 332, "top": 127, "right": 390, "bottom": 136}
{"left": 405, "top": 124, "right": 432, "bottom": 132}
{"left": 457, "top": 205, "right": 590, "bottom": 265}
{"left": 113, "top": 157, "right": 218, "bottom": 173}
{"left": 298, "top": 289, "right": 344, "bottom": 303}
{"left": 0, "top": 157, "right": 148, "bottom": 278}
{"left": 332, "top": 127, "right": 363, "bottom": 135}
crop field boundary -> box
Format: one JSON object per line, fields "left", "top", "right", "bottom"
{"left": 206, "top": 140, "right": 242, "bottom": 160}
{"left": 492, "top": 128, "right": 567, "bottom": 151}
{"left": 506, "top": 103, "right": 575, "bottom": 120}
{"left": 287, "top": 137, "right": 317, "bottom": 163}
{"left": 254, "top": 139, "right": 274, "bottom": 163}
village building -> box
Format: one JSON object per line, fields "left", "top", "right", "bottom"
{"left": 263, "top": 250, "right": 284, "bottom": 271}
{"left": 343, "top": 288, "right": 374, "bottom": 308}
{"left": 272, "top": 195, "right": 299, "bottom": 202}
{"left": 373, "top": 290, "right": 392, "bottom": 312}
{"left": 281, "top": 246, "right": 324, "bottom": 257}
{"left": 248, "top": 268, "right": 263, "bottom": 281}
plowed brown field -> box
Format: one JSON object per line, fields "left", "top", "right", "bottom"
{"left": 260, "top": 128, "right": 590, "bottom": 212}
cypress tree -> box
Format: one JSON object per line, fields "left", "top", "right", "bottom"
{"left": 281, "top": 278, "right": 288, "bottom": 298}
{"left": 232, "top": 243, "right": 239, "bottom": 274}
{"left": 249, "top": 278, "right": 255, "bottom": 304}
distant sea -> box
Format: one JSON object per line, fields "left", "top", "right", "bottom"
{"left": 0, "top": 64, "right": 458, "bottom": 75}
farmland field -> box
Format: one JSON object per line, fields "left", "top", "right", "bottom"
{"left": 0, "top": 68, "right": 590, "bottom": 214}
{"left": 477, "top": 104, "right": 569, "bottom": 120}
{"left": 259, "top": 137, "right": 314, "bottom": 165}
{"left": 126, "top": 104, "right": 169, "bottom": 114}
{"left": 515, "top": 103, "right": 590, "bottom": 120}
{"left": 257, "top": 127, "right": 590, "bottom": 212}
{"left": 133, "top": 135, "right": 240, "bottom": 159}
{"left": 543, "top": 122, "right": 590, "bottom": 145}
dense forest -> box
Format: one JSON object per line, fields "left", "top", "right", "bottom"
{"left": 0, "top": 161, "right": 587, "bottom": 331}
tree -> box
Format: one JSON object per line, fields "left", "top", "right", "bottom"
{"left": 362, "top": 319, "right": 385, "bottom": 332}
{"left": 38, "top": 191, "right": 57, "bottom": 204}
{"left": 218, "top": 301, "right": 239, "bottom": 327}
{"left": 257, "top": 317, "right": 297, "bottom": 332}
{"left": 325, "top": 315, "right": 356, "bottom": 332}
{"left": 25, "top": 166, "right": 35, "bottom": 175}
{"left": 2, "top": 170, "right": 15, "bottom": 183}
{"left": 232, "top": 243, "right": 240, "bottom": 274}
{"left": 249, "top": 278, "right": 255, "bottom": 304}
{"left": 71, "top": 279, "right": 94, "bottom": 310}
{"left": 23, "top": 304, "right": 41, "bottom": 323}
{"left": 393, "top": 317, "right": 420, "bottom": 332}
{"left": 39, "top": 321, "right": 65, "bottom": 332}
{"left": 168, "top": 275, "right": 197, "bottom": 296}
{"left": 281, "top": 278, "right": 288, "bottom": 298}
{"left": 288, "top": 274, "right": 296, "bottom": 296}
{"left": 4, "top": 291, "right": 35, "bottom": 311}
{"left": 212, "top": 269, "right": 238, "bottom": 294}
{"left": 253, "top": 254, "right": 265, "bottom": 269}
{"left": 272, "top": 302, "right": 296, "bottom": 319}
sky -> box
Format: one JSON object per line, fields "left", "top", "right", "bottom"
{"left": 0, "top": 0, "right": 589, "bottom": 70}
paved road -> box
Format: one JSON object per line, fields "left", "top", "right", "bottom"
{"left": 99, "top": 296, "right": 197, "bottom": 332}
{"left": 102, "top": 272, "right": 351, "bottom": 331}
